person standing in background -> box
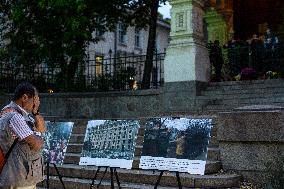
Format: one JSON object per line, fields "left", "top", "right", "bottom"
{"left": 209, "top": 40, "right": 224, "bottom": 82}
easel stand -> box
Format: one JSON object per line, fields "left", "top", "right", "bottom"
{"left": 154, "top": 170, "right": 182, "bottom": 189}
{"left": 45, "top": 162, "right": 66, "bottom": 189}
{"left": 90, "top": 166, "right": 121, "bottom": 189}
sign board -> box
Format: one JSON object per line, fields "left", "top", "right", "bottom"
{"left": 42, "top": 121, "right": 74, "bottom": 164}
{"left": 139, "top": 117, "right": 212, "bottom": 175}
{"left": 79, "top": 120, "right": 140, "bottom": 169}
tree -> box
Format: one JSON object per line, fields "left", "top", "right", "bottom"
{"left": 139, "top": 0, "right": 167, "bottom": 89}
{"left": 0, "top": 0, "right": 148, "bottom": 91}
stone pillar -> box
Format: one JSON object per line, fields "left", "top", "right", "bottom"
{"left": 218, "top": 105, "right": 284, "bottom": 187}
{"left": 164, "top": 0, "right": 210, "bottom": 84}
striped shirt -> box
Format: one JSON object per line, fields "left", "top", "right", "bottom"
{"left": 9, "top": 113, "right": 33, "bottom": 140}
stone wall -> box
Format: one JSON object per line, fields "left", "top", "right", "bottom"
{"left": 40, "top": 90, "right": 162, "bottom": 119}
{"left": 0, "top": 81, "right": 208, "bottom": 119}
{"left": 218, "top": 105, "right": 284, "bottom": 187}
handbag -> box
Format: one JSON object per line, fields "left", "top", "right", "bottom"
{"left": 0, "top": 107, "right": 20, "bottom": 174}
{"left": 0, "top": 138, "right": 18, "bottom": 174}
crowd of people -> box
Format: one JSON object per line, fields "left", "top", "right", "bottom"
{"left": 208, "top": 28, "right": 282, "bottom": 81}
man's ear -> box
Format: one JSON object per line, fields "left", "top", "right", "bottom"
{"left": 21, "top": 94, "right": 29, "bottom": 102}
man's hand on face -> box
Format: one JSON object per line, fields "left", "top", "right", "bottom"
{"left": 32, "top": 96, "right": 40, "bottom": 114}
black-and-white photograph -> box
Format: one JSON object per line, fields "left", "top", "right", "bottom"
{"left": 140, "top": 117, "right": 212, "bottom": 174}
{"left": 79, "top": 120, "right": 140, "bottom": 169}
{"left": 42, "top": 122, "right": 74, "bottom": 165}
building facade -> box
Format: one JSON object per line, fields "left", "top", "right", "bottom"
{"left": 205, "top": 0, "right": 284, "bottom": 46}
{"left": 84, "top": 20, "right": 170, "bottom": 89}
{"left": 87, "top": 20, "right": 171, "bottom": 61}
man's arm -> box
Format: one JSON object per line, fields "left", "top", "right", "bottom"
{"left": 10, "top": 113, "right": 44, "bottom": 152}
{"left": 33, "top": 114, "right": 46, "bottom": 133}
{"left": 23, "top": 134, "right": 44, "bottom": 151}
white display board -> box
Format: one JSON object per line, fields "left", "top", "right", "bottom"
{"left": 139, "top": 156, "right": 206, "bottom": 175}
{"left": 42, "top": 121, "right": 74, "bottom": 165}
{"left": 139, "top": 118, "right": 212, "bottom": 175}
{"left": 79, "top": 120, "right": 140, "bottom": 169}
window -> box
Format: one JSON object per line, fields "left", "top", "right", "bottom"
{"left": 135, "top": 28, "right": 141, "bottom": 48}
{"left": 155, "top": 33, "right": 160, "bottom": 53}
{"left": 152, "top": 67, "right": 158, "bottom": 87}
{"left": 118, "top": 23, "right": 127, "bottom": 44}
{"left": 95, "top": 29, "right": 104, "bottom": 37}
{"left": 177, "top": 13, "right": 184, "bottom": 28}
{"left": 95, "top": 55, "right": 103, "bottom": 76}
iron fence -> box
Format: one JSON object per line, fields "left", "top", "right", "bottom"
{"left": 0, "top": 53, "right": 165, "bottom": 93}
{"left": 221, "top": 41, "right": 284, "bottom": 78}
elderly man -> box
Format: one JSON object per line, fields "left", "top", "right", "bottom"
{"left": 0, "top": 82, "right": 46, "bottom": 189}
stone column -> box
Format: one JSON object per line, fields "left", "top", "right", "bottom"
{"left": 218, "top": 105, "right": 284, "bottom": 187}
{"left": 164, "top": 0, "right": 210, "bottom": 84}
{"left": 163, "top": 0, "right": 210, "bottom": 113}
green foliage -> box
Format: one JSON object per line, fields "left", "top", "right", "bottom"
{"left": 113, "top": 67, "right": 136, "bottom": 90}
{"left": 94, "top": 67, "right": 136, "bottom": 91}
{"left": 95, "top": 74, "right": 113, "bottom": 91}
{"left": 0, "top": 0, "right": 155, "bottom": 91}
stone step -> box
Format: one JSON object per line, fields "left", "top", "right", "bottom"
{"left": 208, "top": 136, "right": 219, "bottom": 148}
{"left": 69, "top": 134, "right": 85, "bottom": 143}
{"left": 206, "top": 84, "right": 284, "bottom": 92}
{"left": 207, "top": 79, "right": 284, "bottom": 88}
{"left": 63, "top": 153, "right": 81, "bottom": 164}
{"left": 66, "top": 143, "right": 84, "bottom": 153}
{"left": 200, "top": 103, "right": 284, "bottom": 115}
{"left": 205, "top": 161, "right": 222, "bottom": 174}
{"left": 39, "top": 175, "right": 241, "bottom": 189}
{"left": 39, "top": 164, "right": 240, "bottom": 189}
{"left": 201, "top": 97, "right": 284, "bottom": 108}
{"left": 72, "top": 122, "right": 89, "bottom": 134}
{"left": 201, "top": 88, "right": 284, "bottom": 97}
{"left": 207, "top": 148, "right": 220, "bottom": 161}
{"left": 53, "top": 158, "right": 221, "bottom": 176}
{"left": 210, "top": 125, "right": 218, "bottom": 136}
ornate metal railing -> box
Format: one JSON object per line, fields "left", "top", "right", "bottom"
{"left": 222, "top": 41, "right": 284, "bottom": 78}
{"left": 0, "top": 53, "right": 165, "bottom": 93}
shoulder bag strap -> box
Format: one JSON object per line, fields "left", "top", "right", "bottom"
{"left": 1, "top": 107, "right": 22, "bottom": 160}
{"left": 4, "top": 138, "right": 19, "bottom": 160}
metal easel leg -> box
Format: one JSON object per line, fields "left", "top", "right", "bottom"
{"left": 90, "top": 166, "right": 101, "bottom": 189}
{"left": 110, "top": 167, "right": 114, "bottom": 189}
{"left": 154, "top": 170, "right": 164, "bottom": 189}
{"left": 46, "top": 162, "right": 50, "bottom": 189}
{"left": 97, "top": 166, "right": 108, "bottom": 188}
{"left": 114, "top": 168, "right": 121, "bottom": 189}
{"left": 52, "top": 163, "right": 66, "bottom": 189}
{"left": 175, "top": 171, "right": 182, "bottom": 189}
